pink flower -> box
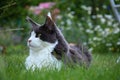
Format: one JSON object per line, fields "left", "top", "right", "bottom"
{"left": 28, "top": 2, "right": 56, "bottom": 15}
{"left": 38, "top": 2, "right": 55, "bottom": 9}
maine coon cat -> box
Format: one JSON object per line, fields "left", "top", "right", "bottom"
{"left": 25, "top": 12, "right": 92, "bottom": 71}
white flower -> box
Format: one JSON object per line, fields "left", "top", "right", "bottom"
{"left": 88, "top": 10, "right": 91, "bottom": 15}
{"left": 78, "top": 23, "right": 82, "bottom": 27}
{"left": 102, "top": 5, "right": 107, "bottom": 9}
{"left": 113, "top": 27, "right": 120, "bottom": 34}
{"left": 92, "top": 15, "right": 97, "bottom": 19}
{"left": 67, "top": 7, "right": 71, "bottom": 11}
{"left": 117, "top": 41, "right": 120, "bottom": 45}
{"left": 81, "top": 5, "right": 87, "bottom": 10}
{"left": 66, "top": 19, "right": 72, "bottom": 25}
{"left": 56, "top": 15, "right": 62, "bottom": 20}
{"left": 87, "top": 6, "right": 92, "bottom": 15}
{"left": 81, "top": 5, "right": 92, "bottom": 14}
{"left": 89, "top": 48, "right": 93, "bottom": 52}
{"left": 87, "top": 6, "right": 92, "bottom": 11}
{"left": 83, "top": 42, "right": 87, "bottom": 45}
{"left": 93, "top": 37, "right": 101, "bottom": 41}
{"left": 68, "top": 13, "right": 74, "bottom": 19}
{"left": 117, "top": 57, "right": 120, "bottom": 63}
{"left": 107, "top": 21, "right": 112, "bottom": 26}
{"left": 97, "top": 14, "right": 103, "bottom": 18}
{"left": 94, "top": 25, "right": 101, "bottom": 31}
{"left": 106, "top": 43, "right": 112, "bottom": 46}
{"left": 101, "top": 31, "right": 105, "bottom": 36}
{"left": 100, "top": 17, "right": 106, "bottom": 24}
{"left": 86, "top": 29, "right": 93, "bottom": 34}
{"left": 113, "top": 23, "right": 119, "bottom": 27}
{"left": 96, "top": 7, "right": 99, "bottom": 11}
{"left": 71, "top": 11, "right": 75, "bottom": 15}
{"left": 88, "top": 22, "right": 93, "bottom": 28}
{"left": 105, "top": 28, "right": 109, "bottom": 32}
{"left": 94, "top": 25, "right": 103, "bottom": 32}
{"left": 105, "top": 14, "right": 112, "bottom": 20}
{"left": 102, "top": 28, "right": 111, "bottom": 37}
{"left": 99, "top": 28, "right": 103, "bottom": 32}
{"left": 105, "top": 28, "right": 110, "bottom": 33}
{"left": 93, "top": 37, "right": 97, "bottom": 40}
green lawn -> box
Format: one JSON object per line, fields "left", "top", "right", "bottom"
{"left": 0, "top": 45, "right": 120, "bottom": 80}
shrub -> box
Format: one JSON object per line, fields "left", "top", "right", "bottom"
{"left": 55, "top": 0, "right": 120, "bottom": 52}
{"left": 0, "top": 0, "right": 120, "bottom": 53}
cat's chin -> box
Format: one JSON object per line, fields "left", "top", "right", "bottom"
{"left": 28, "top": 44, "right": 44, "bottom": 51}
{"left": 28, "top": 45, "right": 39, "bottom": 48}
{"left": 27, "top": 42, "right": 39, "bottom": 48}
{"left": 28, "top": 44, "right": 37, "bottom": 48}
{"left": 28, "top": 44, "right": 33, "bottom": 47}
{"left": 27, "top": 43, "right": 34, "bottom": 48}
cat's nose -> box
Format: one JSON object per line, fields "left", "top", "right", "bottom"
{"left": 28, "top": 40, "right": 32, "bottom": 43}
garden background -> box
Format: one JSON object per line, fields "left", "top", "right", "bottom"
{"left": 0, "top": 0, "right": 120, "bottom": 80}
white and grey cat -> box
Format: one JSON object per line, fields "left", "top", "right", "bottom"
{"left": 25, "top": 12, "right": 92, "bottom": 71}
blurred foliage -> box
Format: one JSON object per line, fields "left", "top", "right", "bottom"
{"left": 0, "top": 0, "right": 28, "bottom": 21}
{"left": 114, "top": 0, "right": 120, "bottom": 4}
{"left": 55, "top": 0, "right": 120, "bottom": 52}
{"left": 0, "top": 0, "right": 53, "bottom": 21}
{"left": 0, "top": 0, "right": 120, "bottom": 53}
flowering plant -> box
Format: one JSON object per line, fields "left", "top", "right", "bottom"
{"left": 29, "top": 2, "right": 55, "bottom": 15}
{"left": 57, "top": 4, "right": 120, "bottom": 53}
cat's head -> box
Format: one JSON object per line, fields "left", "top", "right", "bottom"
{"left": 26, "top": 13, "right": 58, "bottom": 50}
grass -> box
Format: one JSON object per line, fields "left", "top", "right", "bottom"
{"left": 0, "top": 45, "right": 120, "bottom": 80}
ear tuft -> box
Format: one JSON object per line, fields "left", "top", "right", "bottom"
{"left": 44, "top": 12, "right": 56, "bottom": 31}
{"left": 26, "top": 16, "right": 40, "bottom": 31}
{"left": 47, "top": 12, "right": 52, "bottom": 19}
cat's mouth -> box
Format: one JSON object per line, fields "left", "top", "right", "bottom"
{"left": 28, "top": 43, "right": 34, "bottom": 48}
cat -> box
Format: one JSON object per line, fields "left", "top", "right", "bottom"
{"left": 25, "top": 12, "right": 92, "bottom": 71}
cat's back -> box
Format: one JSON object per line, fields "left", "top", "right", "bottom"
{"left": 68, "top": 44, "right": 92, "bottom": 67}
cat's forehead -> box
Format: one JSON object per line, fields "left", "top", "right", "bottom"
{"left": 29, "top": 29, "right": 57, "bottom": 43}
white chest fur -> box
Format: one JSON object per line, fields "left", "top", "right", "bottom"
{"left": 25, "top": 48, "right": 62, "bottom": 71}
{"left": 25, "top": 32, "right": 62, "bottom": 71}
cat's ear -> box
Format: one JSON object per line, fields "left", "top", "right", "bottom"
{"left": 44, "top": 12, "right": 56, "bottom": 31}
{"left": 26, "top": 16, "right": 40, "bottom": 31}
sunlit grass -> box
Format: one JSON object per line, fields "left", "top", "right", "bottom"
{"left": 0, "top": 45, "right": 120, "bottom": 80}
